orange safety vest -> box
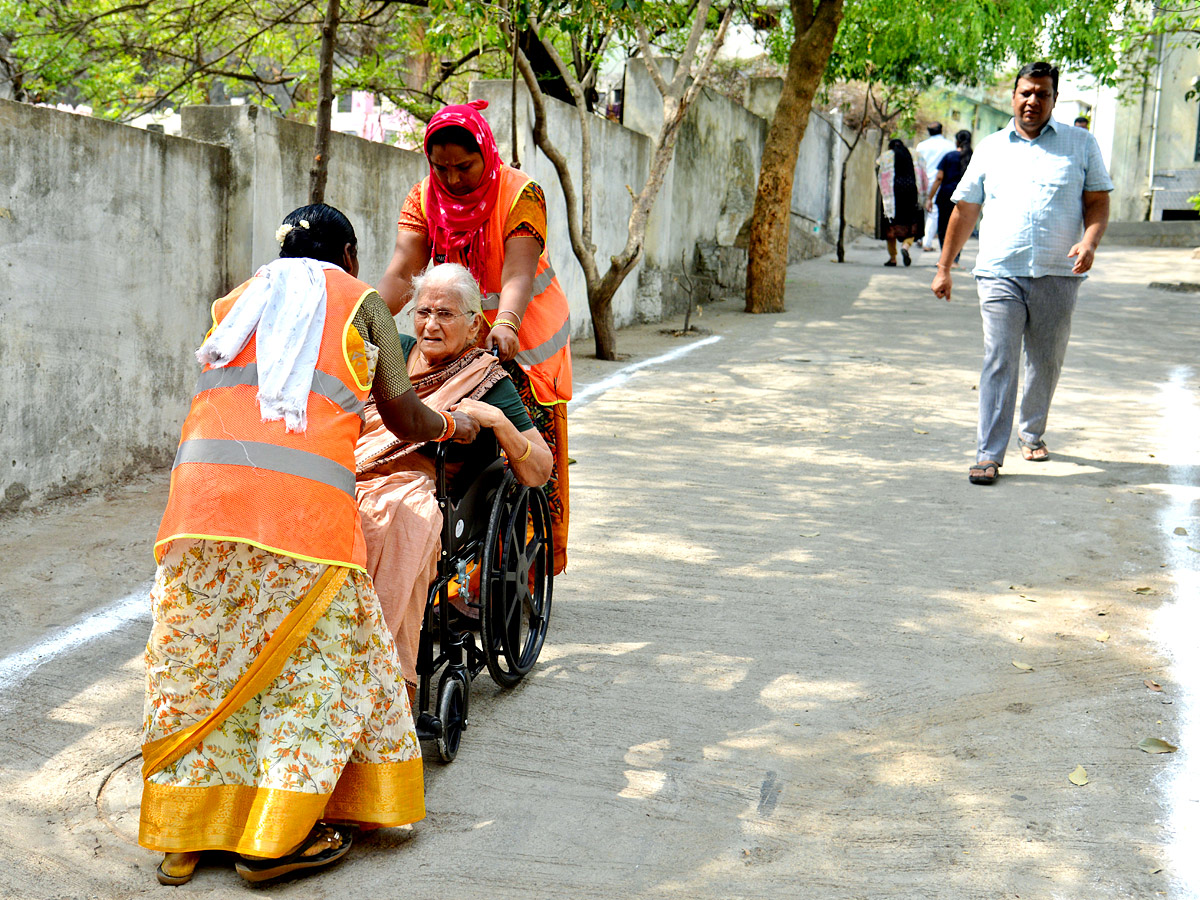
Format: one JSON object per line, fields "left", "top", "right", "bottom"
{"left": 155, "top": 268, "right": 378, "bottom": 570}
{"left": 421, "top": 166, "right": 572, "bottom": 406}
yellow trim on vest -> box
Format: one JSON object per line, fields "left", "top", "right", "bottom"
{"left": 505, "top": 169, "right": 532, "bottom": 219}
{"left": 343, "top": 287, "right": 375, "bottom": 392}
{"left": 525, "top": 376, "right": 570, "bottom": 408}
{"left": 154, "top": 533, "right": 367, "bottom": 573}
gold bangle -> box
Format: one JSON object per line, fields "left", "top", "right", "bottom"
{"left": 514, "top": 438, "right": 532, "bottom": 463}
{"left": 493, "top": 319, "right": 520, "bottom": 335}
{"left": 495, "top": 310, "right": 523, "bottom": 327}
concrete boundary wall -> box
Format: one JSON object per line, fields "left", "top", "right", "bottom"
{"left": 1, "top": 84, "right": 880, "bottom": 512}
{"left": 0, "top": 100, "right": 229, "bottom": 513}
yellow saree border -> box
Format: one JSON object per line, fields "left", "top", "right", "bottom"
{"left": 138, "top": 758, "right": 425, "bottom": 856}
{"left": 141, "top": 565, "right": 348, "bottom": 779}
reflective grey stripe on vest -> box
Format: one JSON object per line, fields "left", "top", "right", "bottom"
{"left": 194, "top": 363, "right": 364, "bottom": 422}
{"left": 515, "top": 315, "right": 572, "bottom": 367}
{"left": 173, "top": 438, "right": 355, "bottom": 498}
{"left": 481, "top": 264, "right": 557, "bottom": 311}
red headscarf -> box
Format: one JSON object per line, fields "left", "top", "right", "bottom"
{"left": 423, "top": 99, "right": 504, "bottom": 284}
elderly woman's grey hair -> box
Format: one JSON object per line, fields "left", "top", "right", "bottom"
{"left": 410, "top": 262, "right": 483, "bottom": 316}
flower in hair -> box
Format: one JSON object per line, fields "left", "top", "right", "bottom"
{"left": 275, "top": 223, "right": 294, "bottom": 245}
{"left": 299, "top": 219, "right": 310, "bottom": 229}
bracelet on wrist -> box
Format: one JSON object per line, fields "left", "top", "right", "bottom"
{"left": 434, "top": 410, "right": 456, "bottom": 442}
{"left": 493, "top": 319, "right": 520, "bottom": 335}
{"left": 496, "top": 309, "right": 523, "bottom": 326}
{"left": 514, "top": 437, "right": 533, "bottom": 463}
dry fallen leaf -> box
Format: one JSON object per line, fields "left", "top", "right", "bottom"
{"left": 1097, "top": 632, "right": 1110, "bottom": 642}
{"left": 1105, "top": 498, "right": 1114, "bottom": 504}
{"left": 1174, "top": 527, "right": 1189, "bottom": 536}
{"left": 1189, "top": 546, "right": 1200, "bottom": 554}
{"left": 913, "top": 428, "right": 929, "bottom": 434}
{"left": 1068, "top": 765, "right": 1089, "bottom": 786}
{"left": 797, "top": 532, "right": 820, "bottom": 538}
{"left": 1012, "top": 660, "right": 1034, "bottom": 671}
{"left": 1145, "top": 679, "right": 1163, "bottom": 692}
{"left": 1133, "top": 586, "right": 1155, "bottom": 595}
{"left": 1016, "top": 635, "right": 1025, "bottom": 642}
{"left": 1138, "top": 737, "right": 1177, "bottom": 754}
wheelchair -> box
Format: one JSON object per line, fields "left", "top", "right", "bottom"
{"left": 412, "top": 435, "right": 554, "bottom": 762}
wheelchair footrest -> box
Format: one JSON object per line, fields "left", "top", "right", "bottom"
{"left": 415, "top": 712, "right": 442, "bottom": 742}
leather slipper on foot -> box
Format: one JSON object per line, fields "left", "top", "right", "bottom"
{"left": 969, "top": 461, "right": 999, "bottom": 485}
{"left": 236, "top": 825, "right": 351, "bottom": 884}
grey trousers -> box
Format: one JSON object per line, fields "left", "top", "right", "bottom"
{"left": 976, "top": 275, "right": 1080, "bottom": 465}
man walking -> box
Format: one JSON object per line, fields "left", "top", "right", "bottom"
{"left": 917, "top": 124, "right": 956, "bottom": 251}
{"left": 931, "top": 62, "right": 1112, "bottom": 486}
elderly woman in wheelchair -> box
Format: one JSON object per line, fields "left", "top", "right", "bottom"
{"left": 355, "top": 262, "right": 554, "bottom": 760}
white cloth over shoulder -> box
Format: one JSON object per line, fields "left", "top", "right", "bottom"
{"left": 195, "top": 257, "right": 343, "bottom": 433}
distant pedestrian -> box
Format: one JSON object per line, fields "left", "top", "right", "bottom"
{"left": 925, "top": 129, "right": 973, "bottom": 260}
{"left": 877, "top": 138, "right": 926, "bottom": 267}
{"left": 916, "top": 124, "right": 956, "bottom": 251}
{"left": 931, "top": 62, "right": 1112, "bottom": 486}
{"left": 1074, "top": 115, "right": 1090, "bottom": 130}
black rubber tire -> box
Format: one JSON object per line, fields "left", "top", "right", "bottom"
{"left": 479, "top": 473, "right": 553, "bottom": 688}
{"left": 435, "top": 670, "right": 468, "bottom": 763}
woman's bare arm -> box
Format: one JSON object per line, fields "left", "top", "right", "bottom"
{"left": 377, "top": 230, "right": 431, "bottom": 315}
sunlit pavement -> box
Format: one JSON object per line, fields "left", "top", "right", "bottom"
{"left": 0, "top": 237, "right": 1196, "bottom": 899}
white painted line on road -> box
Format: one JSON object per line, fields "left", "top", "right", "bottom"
{"left": 0, "top": 334, "right": 722, "bottom": 693}
{"left": 0, "top": 582, "right": 151, "bottom": 695}
{"left": 568, "top": 335, "right": 722, "bottom": 413}
{"left": 1153, "top": 365, "right": 1200, "bottom": 898}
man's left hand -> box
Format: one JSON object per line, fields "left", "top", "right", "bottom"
{"left": 1068, "top": 241, "right": 1097, "bottom": 275}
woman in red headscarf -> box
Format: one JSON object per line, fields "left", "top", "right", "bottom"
{"left": 377, "top": 100, "right": 572, "bottom": 575}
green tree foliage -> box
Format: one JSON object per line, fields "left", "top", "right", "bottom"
{"left": 768, "top": 0, "right": 1152, "bottom": 94}
{"left": 0, "top": 0, "right": 509, "bottom": 120}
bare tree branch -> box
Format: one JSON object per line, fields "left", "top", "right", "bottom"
{"left": 529, "top": 13, "right": 595, "bottom": 253}
{"left": 513, "top": 46, "right": 599, "bottom": 287}
{"left": 634, "top": 19, "right": 669, "bottom": 96}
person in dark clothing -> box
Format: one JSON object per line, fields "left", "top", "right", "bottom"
{"left": 926, "top": 130, "right": 973, "bottom": 261}
{"left": 877, "top": 138, "right": 926, "bottom": 266}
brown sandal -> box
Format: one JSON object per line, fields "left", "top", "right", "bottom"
{"left": 235, "top": 824, "right": 351, "bottom": 884}
{"left": 969, "top": 461, "right": 999, "bottom": 485}
{"left": 156, "top": 851, "right": 201, "bottom": 885}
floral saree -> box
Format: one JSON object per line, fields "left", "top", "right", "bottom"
{"left": 138, "top": 540, "right": 423, "bottom": 857}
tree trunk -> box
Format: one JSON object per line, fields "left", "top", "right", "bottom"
{"left": 745, "top": 0, "right": 843, "bottom": 313}
{"left": 308, "top": 0, "right": 340, "bottom": 205}
{"left": 836, "top": 156, "right": 850, "bottom": 262}
{"left": 836, "top": 86, "right": 872, "bottom": 263}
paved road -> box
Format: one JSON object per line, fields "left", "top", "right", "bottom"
{"left": 0, "top": 239, "right": 1197, "bottom": 899}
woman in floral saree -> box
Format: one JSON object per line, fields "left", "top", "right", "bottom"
{"left": 140, "top": 204, "right": 478, "bottom": 886}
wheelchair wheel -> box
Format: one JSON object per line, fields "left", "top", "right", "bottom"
{"left": 480, "top": 472, "right": 553, "bottom": 688}
{"left": 435, "top": 670, "right": 468, "bottom": 763}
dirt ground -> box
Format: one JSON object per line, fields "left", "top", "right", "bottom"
{"left": 0, "top": 237, "right": 1197, "bottom": 899}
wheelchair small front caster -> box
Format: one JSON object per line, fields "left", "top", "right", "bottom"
{"left": 435, "top": 670, "right": 469, "bottom": 763}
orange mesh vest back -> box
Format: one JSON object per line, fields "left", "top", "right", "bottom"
{"left": 155, "top": 268, "right": 376, "bottom": 570}
{"left": 422, "top": 166, "right": 572, "bottom": 405}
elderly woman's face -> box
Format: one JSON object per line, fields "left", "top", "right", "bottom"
{"left": 413, "top": 284, "right": 481, "bottom": 365}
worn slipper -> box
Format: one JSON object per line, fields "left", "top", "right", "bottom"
{"left": 884, "top": 259, "right": 898, "bottom": 267}
{"left": 1020, "top": 439, "right": 1049, "bottom": 462}
{"left": 968, "top": 461, "right": 999, "bottom": 485}
{"left": 902, "top": 247, "right": 912, "bottom": 267}
{"left": 235, "top": 824, "right": 351, "bottom": 884}
{"left": 156, "top": 852, "right": 201, "bottom": 886}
